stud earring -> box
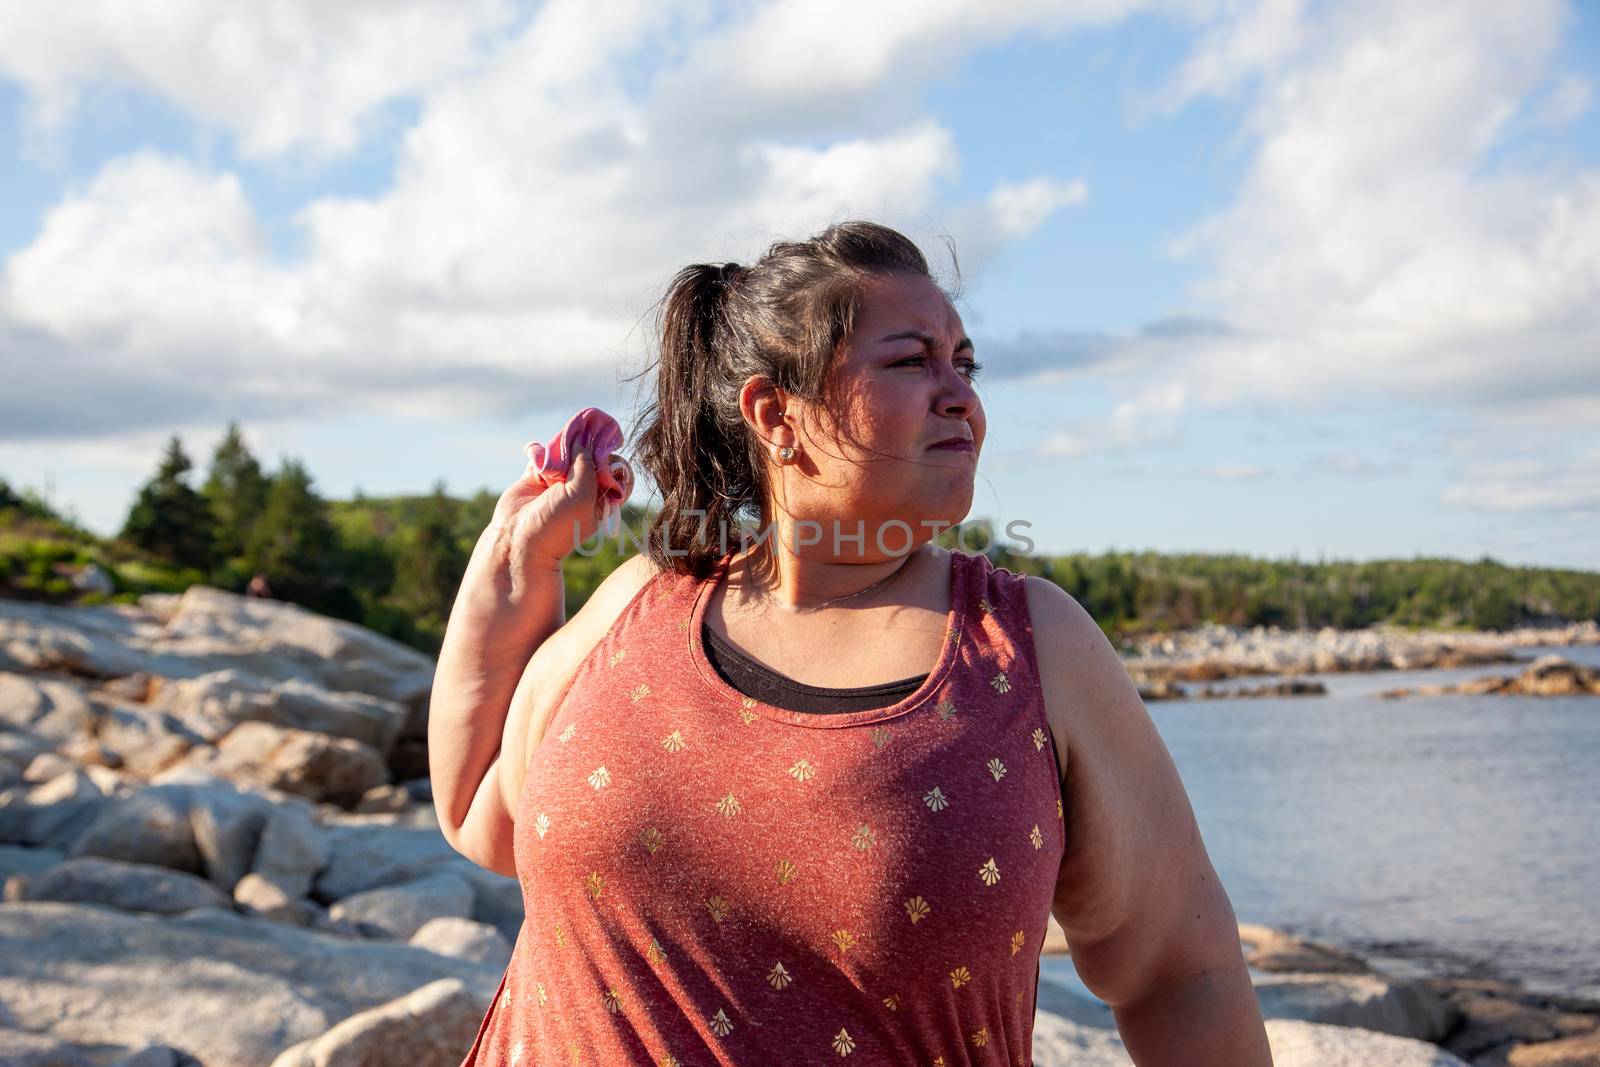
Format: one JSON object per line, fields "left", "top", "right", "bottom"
{"left": 776, "top": 445, "right": 796, "bottom": 464}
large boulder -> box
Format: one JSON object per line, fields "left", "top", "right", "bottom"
{"left": 0, "top": 901, "right": 499, "bottom": 1067}
{"left": 0, "top": 793, "right": 109, "bottom": 849}
{"left": 183, "top": 721, "right": 388, "bottom": 806}
{"left": 1253, "top": 972, "right": 1459, "bottom": 1041}
{"left": 67, "top": 785, "right": 203, "bottom": 874}
{"left": 0, "top": 843, "right": 64, "bottom": 881}
{"left": 326, "top": 871, "right": 475, "bottom": 941}
{"left": 187, "top": 783, "right": 274, "bottom": 891}
{"left": 311, "top": 824, "right": 523, "bottom": 944}
{"left": 0, "top": 601, "right": 162, "bottom": 679}
{"left": 250, "top": 802, "right": 329, "bottom": 898}
{"left": 147, "top": 669, "right": 409, "bottom": 753}
{"left": 14, "top": 857, "right": 233, "bottom": 914}
{"left": 266, "top": 978, "right": 484, "bottom": 1067}
{"left": 157, "top": 587, "right": 434, "bottom": 707}
{"left": 0, "top": 672, "right": 96, "bottom": 743}
{"left": 90, "top": 703, "right": 202, "bottom": 778}
{"left": 0, "top": 590, "right": 433, "bottom": 710}
{"left": 1028, "top": 1010, "right": 1470, "bottom": 1067}
{"left": 0, "top": 1028, "right": 96, "bottom": 1067}
{"left": 410, "top": 918, "right": 514, "bottom": 971}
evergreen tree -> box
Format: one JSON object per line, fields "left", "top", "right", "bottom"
{"left": 246, "top": 458, "right": 357, "bottom": 617}
{"left": 202, "top": 422, "right": 270, "bottom": 560}
{"left": 119, "top": 436, "right": 218, "bottom": 571}
{"left": 391, "top": 479, "right": 467, "bottom": 631}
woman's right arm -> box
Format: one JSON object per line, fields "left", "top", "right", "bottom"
{"left": 430, "top": 521, "right": 566, "bottom": 869}
{"left": 430, "top": 441, "right": 615, "bottom": 872}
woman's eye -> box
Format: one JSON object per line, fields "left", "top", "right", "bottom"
{"left": 894, "top": 355, "right": 983, "bottom": 379}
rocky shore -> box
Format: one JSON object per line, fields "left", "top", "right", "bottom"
{"left": 2, "top": 590, "right": 1595, "bottom": 1065}
{"left": 1381, "top": 655, "right": 1600, "bottom": 699}
{"left": 1036, "top": 921, "right": 1600, "bottom": 1065}
{"left": 1123, "top": 620, "right": 1600, "bottom": 687}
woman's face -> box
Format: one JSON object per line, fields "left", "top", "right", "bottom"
{"left": 763, "top": 272, "right": 986, "bottom": 558}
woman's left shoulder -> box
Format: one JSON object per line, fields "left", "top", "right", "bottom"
{"left": 1018, "top": 574, "right": 1143, "bottom": 744}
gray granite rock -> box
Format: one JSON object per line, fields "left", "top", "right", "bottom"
{"left": 0, "top": 901, "right": 499, "bottom": 1067}
{"left": 1254, "top": 971, "right": 1459, "bottom": 1041}
{"left": 250, "top": 801, "right": 328, "bottom": 898}
{"left": 410, "top": 917, "right": 515, "bottom": 970}
{"left": 188, "top": 784, "right": 272, "bottom": 891}
{"left": 183, "top": 721, "right": 388, "bottom": 806}
{"left": 327, "top": 871, "right": 475, "bottom": 941}
{"left": 266, "top": 978, "right": 485, "bottom": 1067}
{"left": 66, "top": 785, "right": 203, "bottom": 874}
{"left": 0, "top": 673, "right": 95, "bottom": 744}
{"left": 14, "top": 856, "right": 233, "bottom": 914}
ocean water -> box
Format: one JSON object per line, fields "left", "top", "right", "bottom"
{"left": 1043, "top": 644, "right": 1600, "bottom": 1003}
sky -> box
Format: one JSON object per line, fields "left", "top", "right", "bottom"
{"left": 0, "top": 0, "right": 1596, "bottom": 569}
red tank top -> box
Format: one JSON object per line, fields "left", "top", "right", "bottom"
{"left": 461, "top": 548, "right": 1066, "bottom": 1066}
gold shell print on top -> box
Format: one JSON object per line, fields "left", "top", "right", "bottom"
{"left": 480, "top": 552, "right": 1060, "bottom": 1065}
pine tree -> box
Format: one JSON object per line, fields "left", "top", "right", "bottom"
{"left": 202, "top": 422, "right": 270, "bottom": 560}
{"left": 246, "top": 458, "right": 354, "bottom": 616}
{"left": 119, "top": 436, "right": 218, "bottom": 571}
{"left": 391, "top": 479, "right": 467, "bottom": 631}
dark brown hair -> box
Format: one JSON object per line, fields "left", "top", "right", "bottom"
{"left": 626, "top": 220, "right": 946, "bottom": 579}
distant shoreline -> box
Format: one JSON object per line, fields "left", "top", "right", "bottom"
{"left": 1119, "top": 620, "right": 1600, "bottom": 686}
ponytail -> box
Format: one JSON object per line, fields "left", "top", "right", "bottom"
{"left": 627, "top": 221, "right": 941, "bottom": 578}
{"left": 632, "top": 262, "right": 760, "bottom": 579}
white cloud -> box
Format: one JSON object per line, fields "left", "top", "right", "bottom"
{"left": 0, "top": 0, "right": 1116, "bottom": 443}
{"left": 1084, "top": 0, "right": 1600, "bottom": 449}
{"left": 0, "top": 0, "right": 516, "bottom": 158}
{"left": 1440, "top": 447, "right": 1600, "bottom": 514}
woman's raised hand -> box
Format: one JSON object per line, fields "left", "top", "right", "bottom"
{"left": 488, "top": 442, "right": 612, "bottom": 569}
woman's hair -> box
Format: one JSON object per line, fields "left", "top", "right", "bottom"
{"left": 626, "top": 220, "right": 947, "bottom": 578}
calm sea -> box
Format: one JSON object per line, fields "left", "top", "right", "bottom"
{"left": 1042, "top": 644, "right": 1600, "bottom": 1003}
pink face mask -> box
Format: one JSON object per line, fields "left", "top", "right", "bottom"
{"left": 522, "top": 407, "right": 635, "bottom": 532}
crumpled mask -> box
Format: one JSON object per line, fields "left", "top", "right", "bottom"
{"left": 523, "top": 406, "right": 635, "bottom": 536}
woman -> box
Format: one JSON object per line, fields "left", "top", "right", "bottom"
{"left": 431, "top": 221, "right": 1271, "bottom": 1064}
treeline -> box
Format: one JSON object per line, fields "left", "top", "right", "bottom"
{"left": 996, "top": 550, "right": 1600, "bottom": 635}
{"left": 3, "top": 431, "right": 1597, "bottom": 656}
{"left": 0, "top": 424, "right": 634, "bottom": 655}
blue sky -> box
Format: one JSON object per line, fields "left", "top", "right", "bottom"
{"left": 0, "top": 1, "right": 1596, "bottom": 569}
